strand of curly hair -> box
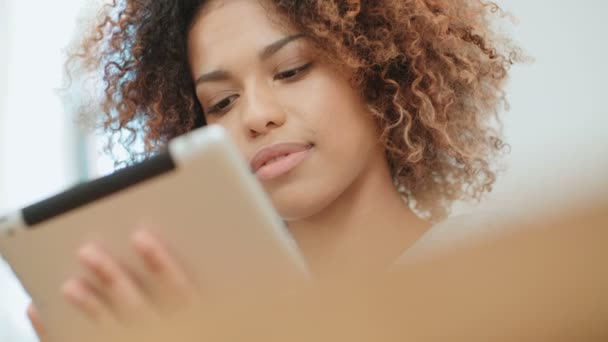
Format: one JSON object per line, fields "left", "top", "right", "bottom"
{"left": 66, "top": 0, "right": 522, "bottom": 220}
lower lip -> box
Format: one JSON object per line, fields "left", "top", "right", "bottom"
{"left": 255, "top": 147, "right": 312, "bottom": 181}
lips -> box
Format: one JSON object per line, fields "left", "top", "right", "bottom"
{"left": 250, "top": 142, "right": 313, "bottom": 180}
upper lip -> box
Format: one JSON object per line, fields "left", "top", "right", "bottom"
{"left": 250, "top": 142, "right": 312, "bottom": 172}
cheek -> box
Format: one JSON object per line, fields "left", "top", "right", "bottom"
{"left": 294, "top": 72, "right": 376, "bottom": 153}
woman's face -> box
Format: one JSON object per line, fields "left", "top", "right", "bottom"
{"left": 187, "top": 0, "right": 385, "bottom": 221}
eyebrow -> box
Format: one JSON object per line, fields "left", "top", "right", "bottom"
{"left": 194, "top": 34, "right": 305, "bottom": 86}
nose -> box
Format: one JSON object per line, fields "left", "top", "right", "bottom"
{"left": 241, "top": 83, "right": 286, "bottom": 138}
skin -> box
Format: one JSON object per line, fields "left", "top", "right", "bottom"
{"left": 29, "top": 0, "right": 430, "bottom": 338}
{"left": 189, "top": 0, "right": 429, "bottom": 275}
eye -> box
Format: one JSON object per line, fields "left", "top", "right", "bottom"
{"left": 206, "top": 94, "right": 239, "bottom": 115}
{"left": 274, "top": 63, "right": 313, "bottom": 81}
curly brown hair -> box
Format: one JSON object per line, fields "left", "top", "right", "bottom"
{"left": 68, "top": 0, "right": 521, "bottom": 220}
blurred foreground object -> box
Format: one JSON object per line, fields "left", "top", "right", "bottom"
{"left": 71, "top": 199, "right": 608, "bottom": 342}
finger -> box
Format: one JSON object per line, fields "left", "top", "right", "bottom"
{"left": 78, "top": 243, "right": 147, "bottom": 316}
{"left": 132, "top": 230, "right": 193, "bottom": 291}
{"left": 26, "top": 304, "right": 47, "bottom": 342}
{"left": 61, "top": 278, "right": 108, "bottom": 321}
{"left": 131, "top": 230, "right": 196, "bottom": 305}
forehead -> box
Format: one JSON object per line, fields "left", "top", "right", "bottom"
{"left": 187, "top": 0, "right": 291, "bottom": 71}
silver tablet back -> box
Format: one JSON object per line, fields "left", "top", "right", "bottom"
{"left": 0, "top": 125, "right": 309, "bottom": 342}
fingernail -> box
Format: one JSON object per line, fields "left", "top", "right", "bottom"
{"left": 132, "top": 229, "right": 155, "bottom": 248}
{"left": 79, "top": 244, "right": 100, "bottom": 264}
{"left": 61, "top": 280, "right": 86, "bottom": 305}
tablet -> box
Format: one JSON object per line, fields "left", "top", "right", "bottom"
{"left": 0, "top": 125, "right": 309, "bottom": 342}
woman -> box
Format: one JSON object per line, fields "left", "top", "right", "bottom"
{"left": 29, "top": 0, "right": 519, "bottom": 338}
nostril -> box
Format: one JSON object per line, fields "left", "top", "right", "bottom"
{"left": 249, "top": 129, "right": 260, "bottom": 138}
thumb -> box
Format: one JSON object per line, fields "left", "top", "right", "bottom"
{"left": 26, "top": 303, "right": 47, "bottom": 342}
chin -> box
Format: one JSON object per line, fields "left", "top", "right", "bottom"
{"left": 270, "top": 184, "right": 342, "bottom": 222}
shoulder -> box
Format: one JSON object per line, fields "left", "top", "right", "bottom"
{"left": 394, "top": 211, "right": 510, "bottom": 265}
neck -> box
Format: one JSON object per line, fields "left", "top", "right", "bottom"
{"left": 287, "top": 155, "right": 430, "bottom": 279}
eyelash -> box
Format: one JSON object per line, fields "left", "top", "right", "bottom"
{"left": 205, "top": 63, "right": 313, "bottom": 115}
{"left": 274, "top": 62, "right": 313, "bottom": 81}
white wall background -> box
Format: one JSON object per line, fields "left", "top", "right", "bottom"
{"left": 1, "top": 1, "right": 607, "bottom": 341}
{"left": 0, "top": 1, "right": 89, "bottom": 341}
{"left": 455, "top": 0, "right": 608, "bottom": 217}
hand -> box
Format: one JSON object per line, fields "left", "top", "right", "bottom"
{"left": 27, "top": 303, "right": 47, "bottom": 342}
{"left": 26, "top": 228, "right": 198, "bottom": 341}
{"left": 63, "top": 229, "right": 197, "bottom": 325}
